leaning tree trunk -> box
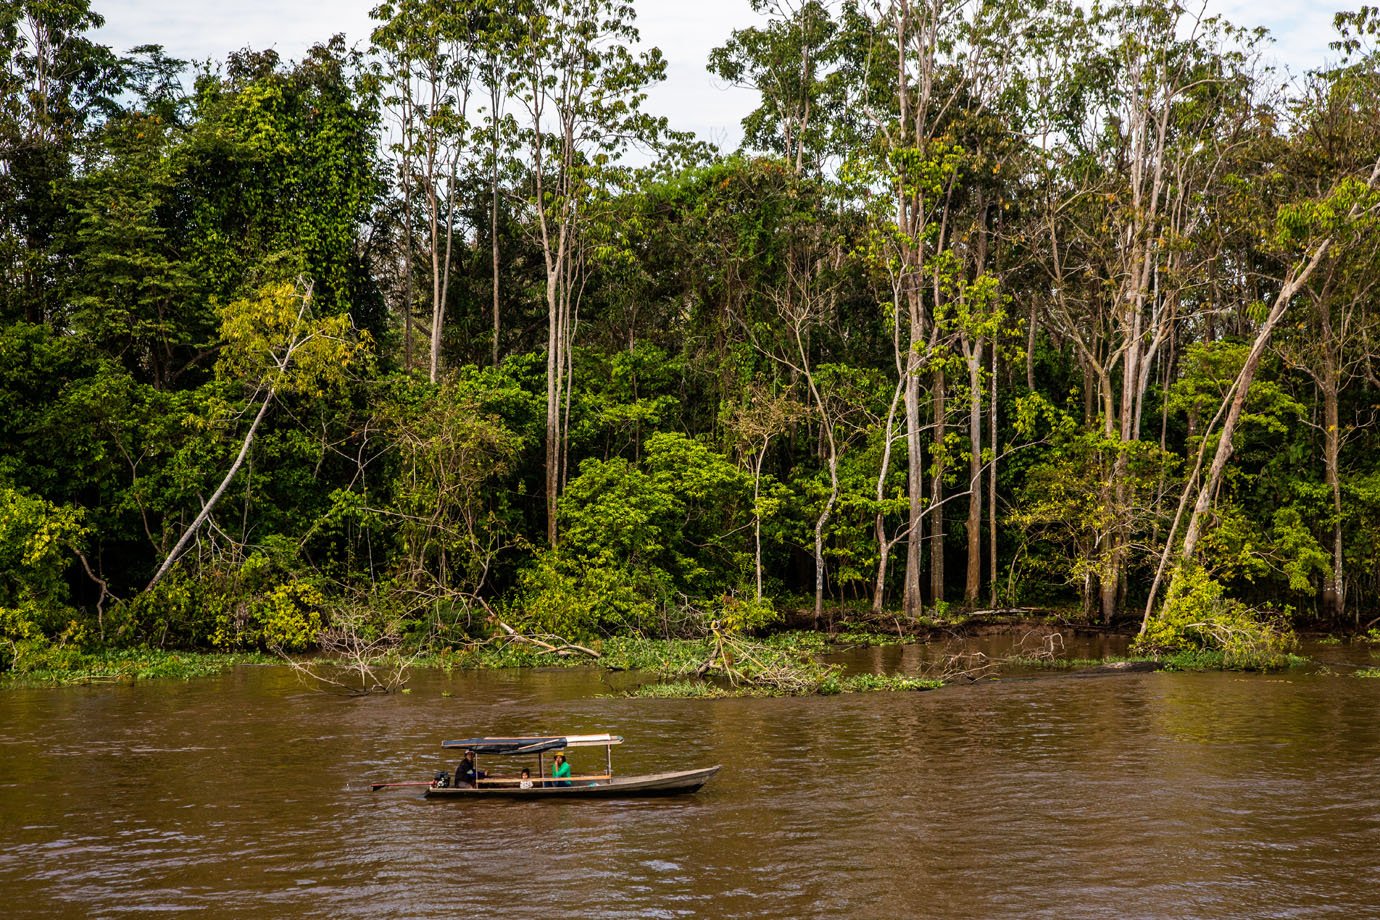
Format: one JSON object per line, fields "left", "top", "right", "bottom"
{"left": 147, "top": 284, "right": 318, "bottom": 589}
{"left": 873, "top": 378, "right": 905, "bottom": 614}
{"left": 1179, "top": 245, "right": 1334, "bottom": 563}
{"left": 147, "top": 387, "right": 274, "bottom": 590}
{"left": 1142, "top": 234, "right": 1343, "bottom": 632}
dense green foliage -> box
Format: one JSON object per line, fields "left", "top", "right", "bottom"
{"left": 3, "top": 0, "right": 1380, "bottom": 677}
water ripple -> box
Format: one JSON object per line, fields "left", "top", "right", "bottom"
{"left": 2, "top": 662, "right": 1379, "bottom": 917}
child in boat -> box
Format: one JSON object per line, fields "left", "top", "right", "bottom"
{"left": 519, "top": 768, "right": 533, "bottom": 789}
{"left": 551, "top": 752, "right": 572, "bottom": 786}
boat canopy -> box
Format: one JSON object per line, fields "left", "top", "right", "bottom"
{"left": 441, "top": 734, "right": 624, "bottom": 755}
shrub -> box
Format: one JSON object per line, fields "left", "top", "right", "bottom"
{"left": 714, "top": 593, "right": 780, "bottom": 635}
{"left": 1135, "top": 564, "right": 1296, "bottom": 669}
{"left": 108, "top": 571, "right": 216, "bottom": 648}
{"left": 1, "top": 603, "right": 44, "bottom": 673}
{"left": 512, "top": 550, "right": 661, "bottom": 640}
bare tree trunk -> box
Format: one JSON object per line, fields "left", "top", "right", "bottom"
{"left": 1102, "top": 449, "right": 1127, "bottom": 624}
{"left": 426, "top": 75, "right": 443, "bottom": 384}
{"left": 530, "top": 91, "right": 570, "bottom": 547}
{"left": 753, "top": 449, "right": 766, "bottom": 600}
{"left": 147, "top": 284, "right": 317, "bottom": 588}
{"left": 433, "top": 154, "right": 459, "bottom": 383}
{"left": 988, "top": 343, "right": 998, "bottom": 608}
{"left": 429, "top": 220, "right": 443, "bottom": 384}
{"left": 814, "top": 451, "right": 838, "bottom": 624}
{"left": 1081, "top": 361, "right": 1095, "bottom": 426}
{"left": 792, "top": 320, "right": 838, "bottom": 626}
{"left": 1026, "top": 301, "right": 1036, "bottom": 391}
{"left": 965, "top": 336, "right": 984, "bottom": 606}
{"left": 490, "top": 177, "right": 500, "bottom": 368}
{"left": 545, "top": 277, "right": 563, "bottom": 546}
{"left": 1321, "top": 376, "right": 1345, "bottom": 621}
{"left": 490, "top": 79, "right": 502, "bottom": 368}
{"left": 930, "top": 370, "right": 946, "bottom": 604}
{"left": 902, "top": 357, "right": 924, "bottom": 618}
{"left": 402, "top": 166, "right": 415, "bottom": 374}
{"left": 1179, "top": 244, "right": 1335, "bottom": 563}
{"left": 1099, "top": 559, "right": 1119, "bottom": 624}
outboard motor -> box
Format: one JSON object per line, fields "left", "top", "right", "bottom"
{"left": 433, "top": 771, "right": 451, "bottom": 788}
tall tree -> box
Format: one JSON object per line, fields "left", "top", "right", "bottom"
{"left": 0, "top": 0, "right": 118, "bottom": 323}
{"left": 514, "top": 0, "right": 668, "bottom": 546}
{"left": 1273, "top": 40, "right": 1380, "bottom": 621}
{"left": 709, "top": 0, "right": 849, "bottom": 176}
{"left": 1030, "top": 0, "right": 1264, "bottom": 620}
{"left": 853, "top": 0, "right": 1009, "bottom": 616}
{"left": 371, "top": 0, "right": 483, "bottom": 382}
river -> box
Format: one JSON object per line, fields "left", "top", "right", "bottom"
{"left": 3, "top": 635, "right": 1379, "bottom": 918}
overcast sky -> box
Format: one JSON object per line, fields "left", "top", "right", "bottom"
{"left": 92, "top": 0, "right": 1347, "bottom": 151}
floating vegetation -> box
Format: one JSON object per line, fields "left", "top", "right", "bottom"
{"left": 626, "top": 671, "right": 942, "bottom": 699}
{"left": 2, "top": 648, "right": 272, "bottom": 687}
{"left": 1156, "top": 649, "right": 1310, "bottom": 672}
{"left": 833, "top": 673, "right": 943, "bottom": 693}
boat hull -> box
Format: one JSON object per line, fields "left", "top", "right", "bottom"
{"left": 423, "top": 765, "right": 721, "bottom": 799}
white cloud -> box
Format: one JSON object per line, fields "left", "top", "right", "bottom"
{"left": 95, "top": 0, "right": 376, "bottom": 62}
{"left": 1206, "top": 0, "right": 1341, "bottom": 78}
{"left": 91, "top": 0, "right": 1345, "bottom": 151}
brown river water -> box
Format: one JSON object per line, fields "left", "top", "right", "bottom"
{"left": 3, "top": 634, "right": 1379, "bottom": 918}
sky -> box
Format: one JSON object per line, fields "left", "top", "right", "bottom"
{"left": 90, "top": 0, "right": 1347, "bottom": 152}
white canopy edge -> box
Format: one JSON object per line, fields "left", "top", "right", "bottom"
{"left": 563, "top": 734, "right": 624, "bottom": 747}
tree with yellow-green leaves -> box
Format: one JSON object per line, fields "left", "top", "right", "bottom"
{"left": 146, "top": 281, "right": 369, "bottom": 590}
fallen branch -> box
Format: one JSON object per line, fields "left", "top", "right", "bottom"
{"left": 490, "top": 618, "right": 601, "bottom": 659}
{"left": 279, "top": 602, "right": 422, "bottom": 694}
{"left": 694, "top": 627, "right": 831, "bottom": 694}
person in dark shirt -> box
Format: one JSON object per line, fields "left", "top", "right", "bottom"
{"left": 456, "top": 750, "right": 479, "bottom": 787}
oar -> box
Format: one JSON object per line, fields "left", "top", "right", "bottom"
{"left": 370, "top": 780, "right": 436, "bottom": 791}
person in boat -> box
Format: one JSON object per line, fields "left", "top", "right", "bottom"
{"left": 455, "top": 750, "right": 479, "bottom": 787}
{"left": 519, "top": 768, "right": 533, "bottom": 790}
{"left": 551, "top": 752, "right": 572, "bottom": 787}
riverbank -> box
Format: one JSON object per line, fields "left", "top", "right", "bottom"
{"left": 7, "top": 609, "right": 1371, "bottom": 693}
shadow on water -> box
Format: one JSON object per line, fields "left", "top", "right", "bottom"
{"left": 3, "top": 635, "right": 1380, "bottom": 918}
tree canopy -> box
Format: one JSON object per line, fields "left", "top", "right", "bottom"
{"left": 3, "top": 0, "right": 1380, "bottom": 667}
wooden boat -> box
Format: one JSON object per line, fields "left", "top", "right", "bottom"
{"left": 418, "top": 733, "right": 721, "bottom": 799}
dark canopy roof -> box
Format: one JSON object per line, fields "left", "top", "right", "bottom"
{"left": 441, "top": 734, "right": 623, "bottom": 755}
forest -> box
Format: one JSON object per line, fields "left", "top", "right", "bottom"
{"left": 3, "top": 0, "right": 1380, "bottom": 676}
